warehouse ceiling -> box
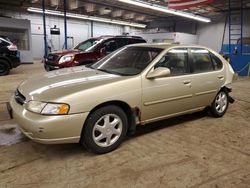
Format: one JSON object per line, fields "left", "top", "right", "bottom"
{"left": 0, "top": 0, "right": 250, "bottom": 24}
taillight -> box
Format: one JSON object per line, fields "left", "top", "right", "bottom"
{"left": 7, "top": 44, "right": 18, "bottom": 51}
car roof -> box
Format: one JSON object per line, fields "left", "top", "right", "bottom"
{"left": 128, "top": 43, "right": 212, "bottom": 50}
{"left": 92, "top": 35, "right": 145, "bottom": 40}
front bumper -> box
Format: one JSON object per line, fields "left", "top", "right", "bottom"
{"left": 10, "top": 96, "right": 89, "bottom": 144}
{"left": 44, "top": 63, "right": 60, "bottom": 71}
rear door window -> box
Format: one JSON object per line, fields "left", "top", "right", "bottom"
{"left": 190, "top": 48, "right": 213, "bottom": 73}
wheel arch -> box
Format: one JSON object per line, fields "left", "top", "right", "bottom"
{"left": 0, "top": 56, "right": 12, "bottom": 68}
{"left": 220, "top": 85, "right": 234, "bottom": 103}
{"left": 80, "top": 100, "right": 139, "bottom": 143}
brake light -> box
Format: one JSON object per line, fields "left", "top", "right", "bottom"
{"left": 7, "top": 44, "right": 18, "bottom": 51}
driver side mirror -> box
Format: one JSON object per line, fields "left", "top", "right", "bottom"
{"left": 147, "top": 67, "right": 171, "bottom": 79}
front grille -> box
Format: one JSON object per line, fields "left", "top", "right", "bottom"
{"left": 15, "top": 90, "right": 26, "bottom": 105}
{"left": 47, "top": 54, "right": 59, "bottom": 61}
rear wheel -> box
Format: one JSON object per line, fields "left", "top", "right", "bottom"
{"left": 210, "top": 90, "right": 229, "bottom": 117}
{"left": 0, "top": 60, "right": 10, "bottom": 76}
{"left": 81, "top": 105, "right": 128, "bottom": 154}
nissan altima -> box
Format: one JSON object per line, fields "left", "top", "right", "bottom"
{"left": 10, "top": 43, "right": 235, "bottom": 153}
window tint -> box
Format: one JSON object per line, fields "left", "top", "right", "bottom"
{"left": 0, "top": 39, "right": 8, "bottom": 47}
{"left": 103, "top": 40, "right": 118, "bottom": 53}
{"left": 131, "top": 39, "right": 146, "bottom": 44}
{"left": 210, "top": 53, "right": 223, "bottom": 70}
{"left": 191, "top": 48, "right": 213, "bottom": 73}
{"left": 77, "top": 41, "right": 93, "bottom": 50}
{"left": 116, "top": 38, "right": 128, "bottom": 48}
{"left": 155, "top": 48, "right": 188, "bottom": 76}
{"left": 74, "top": 38, "right": 103, "bottom": 51}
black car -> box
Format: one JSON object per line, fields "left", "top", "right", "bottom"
{"left": 0, "top": 36, "right": 21, "bottom": 76}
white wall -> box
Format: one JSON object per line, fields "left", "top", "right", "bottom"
{"left": 139, "top": 32, "right": 198, "bottom": 44}
{"left": 197, "top": 11, "right": 250, "bottom": 52}
{"left": 2, "top": 10, "right": 140, "bottom": 59}
{"left": 197, "top": 16, "right": 227, "bottom": 52}
{"left": 175, "top": 33, "right": 198, "bottom": 44}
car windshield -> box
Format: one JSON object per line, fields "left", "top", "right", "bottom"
{"left": 91, "top": 46, "right": 163, "bottom": 76}
{"left": 74, "top": 38, "right": 104, "bottom": 51}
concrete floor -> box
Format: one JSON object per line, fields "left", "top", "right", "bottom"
{"left": 0, "top": 63, "right": 250, "bottom": 188}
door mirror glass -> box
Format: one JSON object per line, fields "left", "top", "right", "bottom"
{"left": 147, "top": 67, "right": 171, "bottom": 79}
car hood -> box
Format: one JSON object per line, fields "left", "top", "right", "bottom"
{"left": 51, "top": 49, "right": 81, "bottom": 56}
{"left": 18, "top": 66, "right": 124, "bottom": 101}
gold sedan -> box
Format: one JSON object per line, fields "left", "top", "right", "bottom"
{"left": 10, "top": 44, "right": 235, "bottom": 153}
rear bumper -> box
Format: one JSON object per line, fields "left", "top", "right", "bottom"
{"left": 6, "top": 55, "right": 21, "bottom": 68}
{"left": 11, "top": 57, "right": 21, "bottom": 68}
{"left": 10, "top": 96, "right": 89, "bottom": 144}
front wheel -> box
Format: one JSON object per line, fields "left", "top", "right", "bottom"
{"left": 81, "top": 105, "right": 128, "bottom": 154}
{"left": 210, "top": 90, "right": 229, "bottom": 117}
{"left": 44, "top": 64, "right": 51, "bottom": 72}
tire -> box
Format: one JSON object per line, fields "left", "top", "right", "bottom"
{"left": 81, "top": 105, "right": 128, "bottom": 154}
{"left": 44, "top": 64, "right": 51, "bottom": 72}
{"left": 0, "top": 59, "right": 10, "bottom": 76}
{"left": 210, "top": 90, "right": 229, "bottom": 118}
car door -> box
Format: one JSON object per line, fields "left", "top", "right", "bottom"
{"left": 188, "top": 48, "right": 225, "bottom": 107}
{"left": 141, "top": 48, "right": 195, "bottom": 123}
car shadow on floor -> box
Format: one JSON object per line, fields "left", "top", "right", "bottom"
{"left": 0, "top": 111, "right": 209, "bottom": 157}
{"left": 127, "top": 110, "right": 208, "bottom": 139}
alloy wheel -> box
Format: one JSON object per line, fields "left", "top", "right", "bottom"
{"left": 92, "top": 114, "right": 123, "bottom": 147}
{"left": 215, "top": 92, "right": 228, "bottom": 113}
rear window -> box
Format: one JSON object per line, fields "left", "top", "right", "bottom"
{"left": 129, "top": 38, "right": 146, "bottom": 44}
{"left": 0, "top": 39, "right": 9, "bottom": 47}
{"left": 190, "top": 48, "right": 213, "bottom": 73}
{"left": 210, "top": 53, "right": 223, "bottom": 70}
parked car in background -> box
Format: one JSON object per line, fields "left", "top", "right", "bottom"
{"left": 0, "top": 36, "right": 21, "bottom": 76}
{"left": 44, "top": 35, "right": 146, "bottom": 71}
{"left": 10, "top": 43, "right": 235, "bottom": 154}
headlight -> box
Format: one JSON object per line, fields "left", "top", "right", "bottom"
{"left": 58, "top": 54, "right": 75, "bottom": 64}
{"left": 25, "top": 101, "right": 70, "bottom": 115}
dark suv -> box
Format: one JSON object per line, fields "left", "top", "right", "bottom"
{"left": 0, "top": 36, "right": 21, "bottom": 76}
{"left": 44, "top": 35, "right": 146, "bottom": 71}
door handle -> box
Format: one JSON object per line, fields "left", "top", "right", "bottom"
{"left": 183, "top": 80, "right": 191, "bottom": 85}
{"left": 217, "top": 75, "right": 224, "bottom": 80}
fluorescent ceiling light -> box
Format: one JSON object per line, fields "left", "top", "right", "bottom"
{"left": 27, "top": 7, "right": 147, "bottom": 28}
{"left": 118, "top": 0, "right": 211, "bottom": 23}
